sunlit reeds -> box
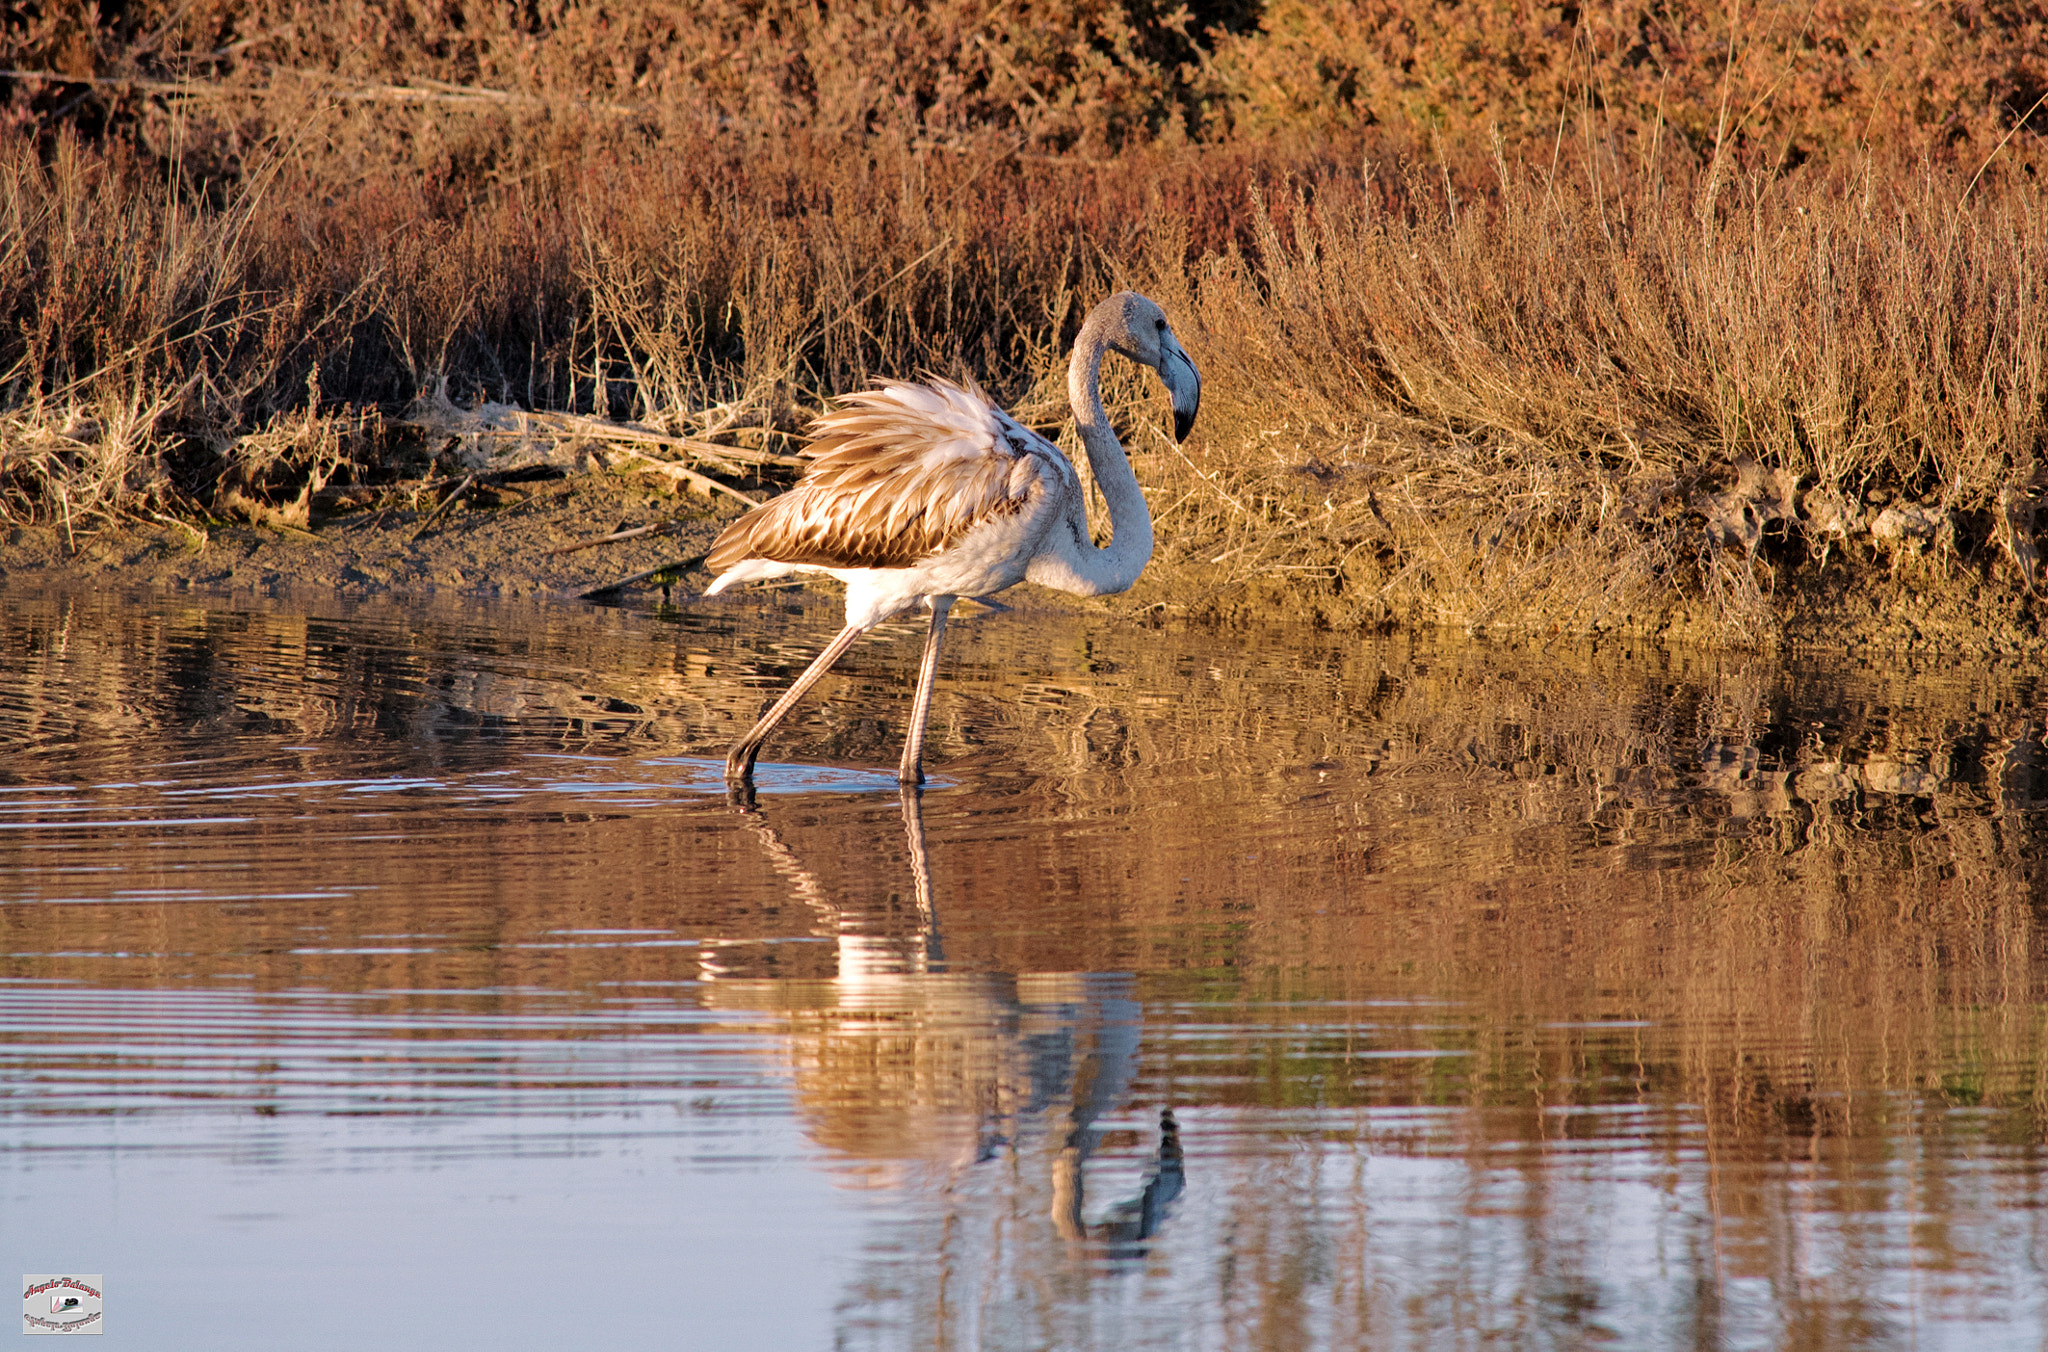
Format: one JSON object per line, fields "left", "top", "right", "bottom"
{"left": 3, "top": 1, "right": 2044, "bottom": 641}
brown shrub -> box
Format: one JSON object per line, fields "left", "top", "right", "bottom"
{"left": 1211, "top": 1, "right": 2048, "bottom": 173}
{"left": 1136, "top": 149, "right": 2048, "bottom": 633}
{"left": 2, "top": 2, "right": 2044, "bottom": 641}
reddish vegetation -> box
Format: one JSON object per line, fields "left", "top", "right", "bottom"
{"left": 2, "top": 2, "right": 2044, "bottom": 643}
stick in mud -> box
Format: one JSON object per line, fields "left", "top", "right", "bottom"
{"left": 549, "top": 520, "right": 692, "bottom": 556}
{"left": 569, "top": 553, "right": 710, "bottom": 600}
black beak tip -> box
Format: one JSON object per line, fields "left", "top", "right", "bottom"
{"left": 1174, "top": 409, "right": 1196, "bottom": 443}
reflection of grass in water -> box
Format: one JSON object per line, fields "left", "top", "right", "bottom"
{"left": 7, "top": 589, "right": 2043, "bottom": 1340}
{"left": 2, "top": 590, "right": 2043, "bottom": 1147}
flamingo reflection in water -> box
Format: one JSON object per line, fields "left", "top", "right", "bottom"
{"left": 702, "top": 788, "right": 1186, "bottom": 1258}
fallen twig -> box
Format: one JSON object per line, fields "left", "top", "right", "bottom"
{"left": 410, "top": 473, "right": 476, "bottom": 541}
{"left": 0, "top": 67, "right": 648, "bottom": 119}
{"left": 548, "top": 519, "right": 688, "bottom": 556}
{"left": 518, "top": 411, "right": 804, "bottom": 471}
{"left": 147, "top": 510, "right": 208, "bottom": 551}
{"left": 389, "top": 401, "right": 782, "bottom": 505}
{"left": 386, "top": 405, "right": 803, "bottom": 472}
{"left": 610, "top": 449, "right": 760, "bottom": 506}
{"left": 569, "top": 552, "right": 711, "bottom": 600}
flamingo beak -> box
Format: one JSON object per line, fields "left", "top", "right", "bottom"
{"left": 1161, "top": 335, "right": 1201, "bottom": 443}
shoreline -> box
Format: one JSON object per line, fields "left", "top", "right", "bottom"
{"left": 5, "top": 469, "right": 2042, "bottom": 660}
{"left": 0, "top": 476, "right": 736, "bottom": 607}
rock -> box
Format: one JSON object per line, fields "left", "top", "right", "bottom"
{"left": 1995, "top": 484, "right": 2041, "bottom": 594}
{"left": 1801, "top": 485, "right": 1863, "bottom": 541}
{"left": 1869, "top": 503, "right": 1944, "bottom": 555}
{"left": 1696, "top": 458, "right": 1799, "bottom": 553}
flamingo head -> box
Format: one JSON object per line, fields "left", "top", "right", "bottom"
{"left": 1097, "top": 292, "right": 1202, "bottom": 443}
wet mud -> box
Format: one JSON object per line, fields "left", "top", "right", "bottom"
{"left": 0, "top": 477, "right": 740, "bottom": 604}
{"left": 3, "top": 472, "right": 2041, "bottom": 657}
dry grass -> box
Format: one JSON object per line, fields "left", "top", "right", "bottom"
{"left": 2, "top": 0, "right": 2045, "bottom": 643}
{"left": 1137, "top": 152, "right": 2048, "bottom": 635}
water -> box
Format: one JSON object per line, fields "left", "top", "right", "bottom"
{"left": 2, "top": 586, "right": 2044, "bottom": 1349}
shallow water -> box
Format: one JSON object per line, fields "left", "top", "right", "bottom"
{"left": 2, "top": 586, "right": 2044, "bottom": 1350}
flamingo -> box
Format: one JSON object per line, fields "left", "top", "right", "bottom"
{"left": 706, "top": 291, "right": 1201, "bottom": 785}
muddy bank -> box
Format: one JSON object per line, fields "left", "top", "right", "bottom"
{"left": 3, "top": 469, "right": 2043, "bottom": 658}
{"left": 1176, "top": 562, "right": 2048, "bottom": 658}
{"left": 0, "top": 476, "right": 741, "bottom": 605}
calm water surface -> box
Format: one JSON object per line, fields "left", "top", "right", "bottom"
{"left": 2, "top": 586, "right": 2044, "bottom": 1349}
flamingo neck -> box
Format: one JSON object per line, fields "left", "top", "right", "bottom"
{"left": 1064, "top": 320, "right": 1155, "bottom": 594}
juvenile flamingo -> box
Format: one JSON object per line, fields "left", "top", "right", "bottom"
{"left": 705, "top": 291, "right": 1201, "bottom": 785}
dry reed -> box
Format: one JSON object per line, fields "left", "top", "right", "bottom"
{"left": 3, "top": 1, "right": 2044, "bottom": 644}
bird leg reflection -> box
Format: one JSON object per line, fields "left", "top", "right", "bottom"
{"left": 718, "top": 786, "right": 943, "bottom": 980}
{"left": 898, "top": 786, "right": 940, "bottom": 968}
{"left": 724, "top": 796, "right": 843, "bottom": 950}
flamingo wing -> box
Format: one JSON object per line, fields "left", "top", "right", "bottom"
{"left": 707, "top": 379, "right": 1073, "bottom": 573}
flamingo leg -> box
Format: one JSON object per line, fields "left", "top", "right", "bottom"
{"left": 897, "top": 595, "right": 956, "bottom": 785}
{"left": 726, "top": 622, "right": 870, "bottom": 784}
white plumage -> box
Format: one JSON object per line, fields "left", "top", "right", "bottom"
{"left": 708, "top": 291, "right": 1202, "bottom": 785}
